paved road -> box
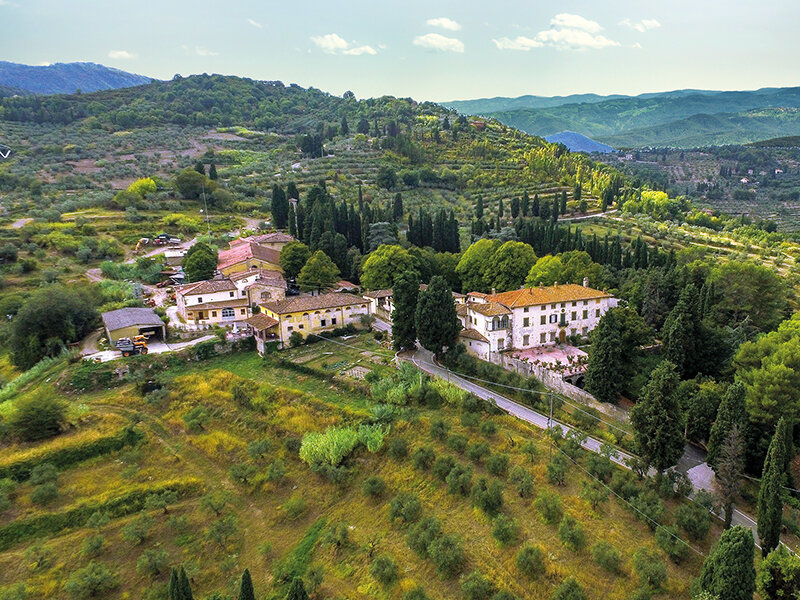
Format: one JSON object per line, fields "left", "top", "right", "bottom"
{"left": 559, "top": 209, "right": 618, "bottom": 222}
{"left": 404, "top": 346, "right": 763, "bottom": 547}
{"left": 373, "top": 316, "right": 392, "bottom": 333}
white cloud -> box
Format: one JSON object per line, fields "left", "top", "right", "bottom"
{"left": 550, "top": 13, "right": 602, "bottom": 33}
{"left": 37, "top": 61, "right": 52, "bottom": 66}
{"left": 108, "top": 50, "right": 137, "bottom": 60}
{"left": 620, "top": 18, "right": 661, "bottom": 32}
{"left": 343, "top": 45, "right": 377, "bottom": 56}
{"left": 310, "top": 33, "right": 378, "bottom": 56}
{"left": 426, "top": 17, "right": 461, "bottom": 31}
{"left": 247, "top": 18, "right": 262, "bottom": 29}
{"left": 492, "top": 36, "right": 543, "bottom": 51}
{"left": 194, "top": 46, "right": 218, "bottom": 56}
{"left": 311, "top": 33, "right": 350, "bottom": 54}
{"left": 413, "top": 32, "right": 464, "bottom": 53}
{"left": 536, "top": 28, "right": 619, "bottom": 49}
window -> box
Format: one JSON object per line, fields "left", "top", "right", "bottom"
{"left": 321, "top": 319, "right": 326, "bottom": 327}
{"left": 583, "top": 300, "right": 588, "bottom": 305}
{"left": 197, "top": 297, "right": 203, "bottom": 303}
{"left": 523, "top": 334, "right": 530, "bottom": 346}
{"left": 549, "top": 314, "right": 558, "bottom": 324}
{"left": 229, "top": 291, "right": 234, "bottom": 298}
{"left": 540, "top": 332, "right": 547, "bottom": 343}
{"left": 299, "top": 324, "right": 304, "bottom": 329}
{"left": 498, "top": 339, "right": 505, "bottom": 351}
{"left": 572, "top": 301, "right": 577, "bottom": 307}
{"left": 524, "top": 307, "right": 529, "bottom": 313}
{"left": 332, "top": 317, "right": 337, "bottom": 325}
{"left": 583, "top": 310, "right": 588, "bottom": 319}
{"left": 221, "top": 308, "right": 235, "bottom": 318}
{"left": 561, "top": 303, "right": 565, "bottom": 308}
{"left": 596, "top": 309, "right": 601, "bottom": 317}
{"left": 596, "top": 299, "right": 601, "bottom": 304}
{"left": 540, "top": 315, "right": 546, "bottom": 325}
{"left": 541, "top": 305, "right": 546, "bottom": 311}
{"left": 582, "top": 327, "right": 588, "bottom": 336}
{"left": 287, "top": 326, "right": 293, "bottom": 332}
{"left": 211, "top": 311, "right": 217, "bottom": 317}
{"left": 571, "top": 328, "right": 577, "bottom": 337}
{"left": 571, "top": 311, "right": 577, "bottom": 321}
{"left": 240, "top": 309, "right": 246, "bottom": 315}
{"left": 551, "top": 304, "right": 556, "bottom": 309}
{"left": 523, "top": 317, "right": 529, "bottom": 327}
{"left": 549, "top": 332, "right": 556, "bottom": 342}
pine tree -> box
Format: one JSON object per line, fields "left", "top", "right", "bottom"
{"left": 415, "top": 276, "right": 460, "bottom": 358}
{"left": 699, "top": 526, "right": 756, "bottom": 600}
{"left": 758, "top": 418, "right": 788, "bottom": 555}
{"left": 630, "top": 361, "right": 685, "bottom": 473}
{"left": 707, "top": 381, "right": 747, "bottom": 469}
{"left": 286, "top": 577, "right": 309, "bottom": 600}
{"left": 584, "top": 312, "right": 623, "bottom": 403}
{"left": 208, "top": 163, "right": 218, "bottom": 180}
{"left": 392, "top": 271, "right": 420, "bottom": 351}
{"left": 238, "top": 568, "right": 256, "bottom": 600}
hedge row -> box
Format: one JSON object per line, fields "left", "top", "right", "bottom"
{"left": 0, "top": 426, "right": 144, "bottom": 482}
{"left": 0, "top": 478, "right": 204, "bottom": 551}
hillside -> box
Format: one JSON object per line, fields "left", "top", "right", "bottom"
{"left": 0, "top": 61, "right": 152, "bottom": 95}
{"left": 544, "top": 132, "right": 614, "bottom": 154}
{"left": 477, "top": 87, "right": 800, "bottom": 148}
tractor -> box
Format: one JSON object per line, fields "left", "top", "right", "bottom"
{"left": 115, "top": 336, "right": 149, "bottom": 357}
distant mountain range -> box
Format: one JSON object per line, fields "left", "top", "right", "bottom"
{"left": 0, "top": 61, "right": 152, "bottom": 95}
{"left": 544, "top": 132, "right": 614, "bottom": 154}
{"left": 444, "top": 87, "right": 800, "bottom": 148}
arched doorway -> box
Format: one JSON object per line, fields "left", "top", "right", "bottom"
{"left": 558, "top": 330, "right": 566, "bottom": 344}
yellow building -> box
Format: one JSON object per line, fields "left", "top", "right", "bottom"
{"left": 258, "top": 293, "right": 371, "bottom": 346}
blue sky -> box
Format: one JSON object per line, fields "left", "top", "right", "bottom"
{"left": 1, "top": 0, "right": 798, "bottom": 101}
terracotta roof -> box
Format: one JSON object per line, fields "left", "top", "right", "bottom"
{"left": 218, "top": 241, "right": 281, "bottom": 271}
{"left": 262, "top": 293, "right": 367, "bottom": 315}
{"left": 486, "top": 283, "right": 611, "bottom": 308}
{"left": 229, "top": 269, "right": 287, "bottom": 289}
{"left": 456, "top": 304, "right": 469, "bottom": 317}
{"left": 469, "top": 301, "right": 512, "bottom": 316}
{"left": 468, "top": 292, "right": 488, "bottom": 299}
{"left": 230, "top": 232, "right": 296, "bottom": 247}
{"left": 244, "top": 313, "right": 279, "bottom": 331}
{"left": 177, "top": 278, "right": 237, "bottom": 296}
{"left": 459, "top": 328, "right": 489, "bottom": 343}
{"left": 334, "top": 280, "right": 358, "bottom": 290}
{"left": 363, "top": 288, "right": 393, "bottom": 299}
{"left": 185, "top": 299, "right": 249, "bottom": 311}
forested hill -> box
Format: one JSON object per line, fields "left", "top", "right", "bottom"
{"left": 473, "top": 87, "right": 800, "bottom": 148}
{"left": 0, "top": 61, "right": 152, "bottom": 95}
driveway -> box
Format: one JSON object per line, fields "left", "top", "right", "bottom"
{"left": 84, "top": 335, "right": 216, "bottom": 363}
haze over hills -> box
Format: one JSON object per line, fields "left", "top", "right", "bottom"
{"left": 544, "top": 131, "right": 615, "bottom": 154}
{"left": 445, "top": 86, "right": 800, "bottom": 148}
{"left": 0, "top": 61, "right": 153, "bottom": 95}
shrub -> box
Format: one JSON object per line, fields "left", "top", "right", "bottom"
{"left": 515, "top": 544, "right": 546, "bottom": 580}
{"left": 630, "top": 491, "right": 664, "bottom": 531}
{"left": 136, "top": 547, "right": 168, "bottom": 577}
{"left": 674, "top": 503, "right": 711, "bottom": 542}
{"left": 388, "top": 492, "right": 422, "bottom": 524}
{"left": 486, "top": 453, "right": 509, "bottom": 477}
{"left": 433, "top": 456, "right": 457, "bottom": 481}
{"left": 323, "top": 521, "right": 350, "bottom": 553}
{"left": 412, "top": 446, "right": 436, "bottom": 471}
{"left": 200, "top": 490, "right": 232, "bottom": 516}
{"left": 591, "top": 541, "right": 621, "bottom": 574}
{"left": 461, "top": 413, "right": 480, "bottom": 428}
{"left": 470, "top": 477, "right": 503, "bottom": 516}
{"left": 229, "top": 463, "right": 258, "bottom": 484}
{"left": 121, "top": 512, "right": 154, "bottom": 545}
{"left": 587, "top": 454, "right": 614, "bottom": 482}
{"left": 283, "top": 495, "right": 307, "bottom": 520}
{"left": 206, "top": 514, "right": 238, "bottom": 546}
{"left": 267, "top": 459, "right": 286, "bottom": 483}
{"left": 9, "top": 392, "right": 66, "bottom": 441}
{"left": 466, "top": 441, "right": 491, "bottom": 463}
{"left": 182, "top": 406, "right": 209, "bottom": 433}
{"left": 655, "top": 525, "right": 689, "bottom": 564}
{"left": 64, "top": 561, "right": 118, "bottom": 599}
{"left": 299, "top": 427, "right": 360, "bottom": 467}
{"left": 546, "top": 454, "right": 567, "bottom": 486}
{"left": 535, "top": 491, "right": 563, "bottom": 525}
{"left": 446, "top": 464, "right": 473, "bottom": 496}
{"left": 388, "top": 437, "right": 409, "bottom": 459}
{"left": 430, "top": 418, "right": 450, "bottom": 441}
{"left": 521, "top": 441, "right": 538, "bottom": 462}
{"left": 429, "top": 534, "right": 465, "bottom": 578}
{"left": 581, "top": 481, "right": 609, "bottom": 510}
{"left": 447, "top": 434, "right": 468, "bottom": 453}
{"left": 31, "top": 482, "right": 58, "bottom": 505}
{"left": 509, "top": 466, "right": 535, "bottom": 498}
{"left": 370, "top": 555, "right": 398, "bottom": 586}
{"left": 81, "top": 534, "right": 105, "bottom": 558}
{"left": 362, "top": 476, "right": 386, "bottom": 498}
{"left": 247, "top": 438, "right": 272, "bottom": 460}
{"left": 632, "top": 547, "right": 667, "bottom": 590}
{"left": 492, "top": 514, "right": 519, "bottom": 546}
{"left": 403, "top": 587, "right": 430, "bottom": 600}
{"left": 558, "top": 515, "right": 587, "bottom": 552}
{"left": 480, "top": 420, "right": 497, "bottom": 437}
{"left": 461, "top": 570, "right": 496, "bottom": 600}
{"left": 28, "top": 463, "right": 59, "bottom": 485}
{"left": 406, "top": 516, "right": 441, "bottom": 558}
{"left": 552, "top": 577, "right": 587, "bottom": 600}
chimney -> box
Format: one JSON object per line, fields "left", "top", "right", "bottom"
{"left": 554, "top": 281, "right": 559, "bottom": 288}
{"left": 583, "top": 277, "right": 589, "bottom": 287}
{"left": 491, "top": 288, "right": 496, "bottom": 295}
{"left": 539, "top": 281, "right": 543, "bottom": 290}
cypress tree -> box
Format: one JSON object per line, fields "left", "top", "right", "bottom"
{"left": 497, "top": 197, "right": 504, "bottom": 219}
{"left": 286, "top": 577, "right": 309, "bottom": 600}
{"left": 532, "top": 194, "right": 540, "bottom": 217}
{"left": 415, "top": 276, "right": 460, "bottom": 358}
{"left": 707, "top": 381, "right": 747, "bottom": 469}
{"left": 584, "top": 311, "right": 623, "bottom": 403}
{"left": 271, "top": 184, "right": 289, "bottom": 229}
{"left": 194, "top": 161, "right": 205, "bottom": 176}
{"left": 630, "top": 361, "right": 685, "bottom": 474}
{"left": 287, "top": 182, "right": 299, "bottom": 201}
{"left": 168, "top": 567, "right": 179, "bottom": 600}
{"left": 392, "top": 272, "right": 420, "bottom": 351}
{"left": 208, "top": 163, "right": 218, "bottom": 180}
{"left": 521, "top": 192, "right": 530, "bottom": 217}
{"left": 178, "top": 567, "right": 194, "bottom": 600}
{"left": 475, "top": 197, "right": 484, "bottom": 219}
{"left": 560, "top": 191, "right": 567, "bottom": 214}
{"left": 340, "top": 116, "right": 349, "bottom": 136}
{"left": 393, "top": 193, "right": 403, "bottom": 222}
{"left": 699, "top": 526, "right": 756, "bottom": 600}
{"left": 758, "top": 418, "right": 788, "bottom": 556}
{"left": 238, "top": 568, "right": 256, "bottom": 600}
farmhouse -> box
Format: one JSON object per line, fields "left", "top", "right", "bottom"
{"left": 259, "top": 292, "right": 371, "bottom": 346}
{"left": 217, "top": 240, "right": 282, "bottom": 276}
{"left": 363, "top": 286, "right": 465, "bottom": 320}
{"left": 102, "top": 307, "right": 165, "bottom": 344}
{"left": 457, "top": 279, "right": 617, "bottom": 359}
{"left": 230, "top": 232, "right": 296, "bottom": 253}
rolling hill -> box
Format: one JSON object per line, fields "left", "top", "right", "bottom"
{"left": 0, "top": 61, "right": 152, "bottom": 95}
{"left": 446, "top": 87, "right": 800, "bottom": 148}
{"left": 544, "top": 132, "right": 615, "bottom": 154}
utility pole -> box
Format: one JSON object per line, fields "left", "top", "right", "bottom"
{"left": 201, "top": 183, "right": 211, "bottom": 236}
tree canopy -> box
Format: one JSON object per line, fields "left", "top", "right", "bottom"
{"left": 360, "top": 245, "right": 416, "bottom": 290}
{"left": 297, "top": 250, "right": 340, "bottom": 292}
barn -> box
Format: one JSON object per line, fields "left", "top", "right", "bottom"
{"left": 102, "top": 308, "right": 166, "bottom": 344}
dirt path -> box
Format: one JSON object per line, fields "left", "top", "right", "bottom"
{"left": 8, "top": 217, "right": 32, "bottom": 229}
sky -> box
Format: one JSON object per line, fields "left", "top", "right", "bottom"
{"left": 1, "top": 0, "right": 799, "bottom": 102}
